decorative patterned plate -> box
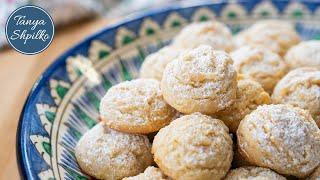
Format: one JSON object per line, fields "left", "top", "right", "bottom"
{"left": 17, "top": 1, "right": 320, "bottom": 179}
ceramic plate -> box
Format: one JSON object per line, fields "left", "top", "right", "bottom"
{"left": 17, "top": 1, "right": 320, "bottom": 179}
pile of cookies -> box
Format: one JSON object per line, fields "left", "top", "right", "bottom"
{"left": 75, "top": 20, "right": 320, "bottom": 180}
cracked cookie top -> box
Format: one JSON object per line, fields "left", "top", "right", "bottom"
{"left": 161, "top": 45, "right": 237, "bottom": 115}
{"left": 100, "top": 78, "right": 176, "bottom": 134}
{"left": 75, "top": 123, "right": 153, "bottom": 180}
{"left": 237, "top": 104, "right": 320, "bottom": 178}
{"left": 152, "top": 113, "right": 233, "bottom": 180}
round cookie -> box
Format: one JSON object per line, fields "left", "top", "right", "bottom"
{"left": 231, "top": 46, "right": 289, "bottom": 93}
{"left": 225, "top": 166, "right": 286, "bottom": 180}
{"left": 75, "top": 123, "right": 153, "bottom": 180}
{"left": 123, "top": 166, "right": 169, "bottom": 180}
{"left": 215, "top": 74, "right": 271, "bottom": 133}
{"left": 235, "top": 20, "right": 300, "bottom": 56}
{"left": 237, "top": 104, "right": 320, "bottom": 178}
{"left": 172, "top": 21, "right": 234, "bottom": 52}
{"left": 152, "top": 113, "right": 233, "bottom": 180}
{"left": 308, "top": 166, "right": 320, "bottom": 180}
{"left": 140, "top": 46, "right": 185, "bottom": 81}
{"left": 100, "top": 78, "right": 176, "bottom": 134}
{"left": 272, "top": 68, "right": 320, "bottom": 127}
{"left": 161, "top": 45, "right": 237, "bottom": 115}
{"left": 285, "top": 40, "right": 320, "bottom": 69}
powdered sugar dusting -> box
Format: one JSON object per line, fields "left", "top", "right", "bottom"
{"left": 75, "top": 123, "right": 153, "bottom": 179}
{"left": 172, "top": 21, "right": 234, "bottom": 52}
{"left": 238, "top": 104, "right": 320, "bottom": 177}
{"left": 123, "top": 166, "right": 169, "bottom": 180}
{"left": 140, "top": 45, "right": 185, "bottom": 81}
{"left": 225, "top": 166, "right": 286, "bottom": 180}
{"left": 215, "top": 75, "right": 271, "bottom": 133}
{"left": 100, "top": 78, "right": 176, "bottom": 133}
{"left": 234, "top": 20, "right": 300, "bottom": 56}
{"left": 161, "top": 45, "right": 237, "bottom": 114}
{"left": 285, "top": 40, "right": 320, "bottom": 69}
{"left": 152, "top": 113, "right": 233, "bottom": 179}
{"left": 272, "top": 68, "right": 320, "bottom": 125}
{"left": 231, "top": 45, "right": 288, "bottom": 93}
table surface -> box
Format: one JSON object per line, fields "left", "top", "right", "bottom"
{"left": 0, "top": 17, "right": 113, "bottom": 179}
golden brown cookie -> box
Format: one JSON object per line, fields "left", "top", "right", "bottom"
{"left": 123, "top": 166, "right": 170, "bottom": 180}
{"left": 285, "top": 40, "right": 320, "bottom": 70}
{"left": 237, "top": 104, "right": 320, "bottom": 178}
{"left": 231, "top": 46, "right": 289, "bottom": 93}
{"left": 172, "top": 21, "right": 234, "bottom": 52}
{"left": 75, "top": 123, "right": 153, "bottom": 180}
{"left": 225, "top": 166, "right": 286, "bottom": 180}
{"left": 100, "top": 79, "right": 177, "bottom": 134}
{"left": 161, "top": 45, "right": 237, "bottom": 115}
{"left": 272, "top": 68, "right": 320, "bottom": 127}
{"left": 308, "top": 166, "right": 320, "bottom": 180}
{"left": 235, "top": 20, "right": 300, "bottom": 56}
{"left": 215, "top": 74, "right": 271, "bottom": 133}
{"left": 152, "top": 113, "right": 233, "bottom": 180}
{"left": 140, "top": 46, "right": 185, "bottom": 81}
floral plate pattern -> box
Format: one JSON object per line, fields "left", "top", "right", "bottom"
{"left": 17, "top": 1, "right": 320, "bottom": 179}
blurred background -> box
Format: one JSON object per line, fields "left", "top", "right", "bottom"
{"left": 0, "top": 0, "right": 179, "bottom": 178}
{"left": 1, "top": 0, "right": 181, "bottom": 49}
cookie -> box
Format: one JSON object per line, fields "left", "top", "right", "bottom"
{"left": 123, "top": 166, "right": 169, "bottom": 180}
{"left": 215, "top": 74, "right": 271, "bottom": 133}
{"left": 308, "top": 166, "right": 320, "bottom": 180}
{"left": 172, "top": 21, "right": 234, "bottom": 52}
{"left": 231, "top": 46, "right": 289, "bottom": 93}
{"left": 152, "top": 113, "right": 233, "bottom": 180}
{"left": 225, "top": 166, "right": 286, "bottom": 180}
{"left": 285, "top": 40, "right": 320, "bottom": 70}
{"left": 237, "top": 104, "right": 320, "bottom": 178}
{"left": 161, "top": 45, "right": 237, "bottom": 115}
{"left": 272, "top": 68, "right": 320, "bottom": 127}
{"left": 235, "top": 20, "right": 300, "bottom": 56}
{"left": 140, "top": 46, "right": 185, "bottom": 81}
{"left": 100, "top": 79, "right": 176, "bottom": 134}
{"left": 75, "top": 123, "right": 153, "bottom": 180}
